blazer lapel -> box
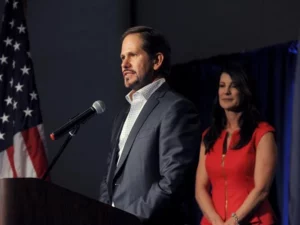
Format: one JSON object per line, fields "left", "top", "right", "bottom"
{"left": 107, "top": 106, "right": 129, "bottom": 197}
{"left": 114, "top": 83, "right": 169, "bottom": 177}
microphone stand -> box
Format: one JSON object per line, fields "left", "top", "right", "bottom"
{"left": 42, "top": 124, "right": 80, "bottom": 180}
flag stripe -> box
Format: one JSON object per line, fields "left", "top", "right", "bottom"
{"left": 22, "top": 125, "right": 48, "bottom": 178}
{"left": 5, "top": 146, "right": 17, "bottom": 177}
{"left": 0, "top": 148, "right": 14, "bottom": 177}
{"left": 13, "top": 132, "right": 37, "bottom": 177}
{"left": 37, "top": 124, "right": 48, "bottom": 153}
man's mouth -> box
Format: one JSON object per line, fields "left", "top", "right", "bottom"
{"left": 123, "top": 70, "right": 135, "bottom": 77}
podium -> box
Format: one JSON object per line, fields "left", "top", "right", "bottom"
{"left": 0, "top": 178, "right": 141, "bottom": 225}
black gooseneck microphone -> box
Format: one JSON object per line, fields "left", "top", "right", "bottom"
{"left": 50, "top": 100, "right": 106, "bottom": 140}
{"left": 42, "top": 100, "right": 106, "bottom": 180}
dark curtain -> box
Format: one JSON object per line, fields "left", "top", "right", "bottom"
{"left": 168, "top": 41, "right": 298, "bottom": 225}
{"left": 289, "top": 48, "right": 300, "bottom": 225}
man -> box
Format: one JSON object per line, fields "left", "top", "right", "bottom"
{"left": 99, "top": 26, "right": 201, "bottom": 225}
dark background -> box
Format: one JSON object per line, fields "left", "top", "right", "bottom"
{"left": 0, "top": 1, "right": 299, "bottom": 224}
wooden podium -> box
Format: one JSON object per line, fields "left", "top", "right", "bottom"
{"left": 0, "top": 178, "right": 141, "bottom": 225}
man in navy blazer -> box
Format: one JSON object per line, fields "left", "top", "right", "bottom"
{"left": 99, "top": 26, "right": 201, "bottom": 225}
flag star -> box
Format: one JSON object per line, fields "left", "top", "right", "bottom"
{"left": 0, "top": 74, "right": 3, "bottom": 82}
{"left": 30, "top": 91, "right": 38, "bottom": 100}
{"left": 13, "top": 42, "right": 21, "bottom": 51}
{"left": 3, "top": 37, "right": 13, "bottom": 46}
{"left": 0, "top": 113, "right": 10, "bottom": 123}
{"left": 15, "top": 82, "right": 24, "bottom": 92}
{"left": 12, "top": 60, "right": 16, "bottom": 69}
{"left": 13, "top": 100, "right": 18, "bottom": 109}
{"left": 5, "top": 0, "right": 9, "bottom": 3}
{"left": 4, "top": 96, "right": 13, "bottom": 105}
{"left": 21, "top": 65, "right": 30, "bottom": 75}
{"left": 13, "top": 1, "right": 18, "bottom": 9}
{"left": 9, "top": 78, "right": 13, "bottom": 87}
{"left": 0, "top": 132, "right": 5, "bottom": 140}
{"left": 0, "top": 54, "right": 8, "bottom": 64}
{"left": 23, "top": 107, "right": 33, "bottom": 117}
{"left": 17, "top": 24, "right": 26, "bottom": 33}
{"left": 9, "top": 19, "right": 14, "bottom": 28}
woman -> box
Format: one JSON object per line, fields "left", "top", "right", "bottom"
{"left": 195, "top": 64, "right": 277, "bottom": 225}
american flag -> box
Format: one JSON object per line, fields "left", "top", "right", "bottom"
{"left": 0, "top": 0, "right": 48, "bottom": 178}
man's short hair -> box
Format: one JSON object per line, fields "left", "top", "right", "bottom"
{"left": 121, "top": 26, "right": 172, "bottom": 76}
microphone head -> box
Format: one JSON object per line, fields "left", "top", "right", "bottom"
{"left": 92, "top": 100, "right": 106, "bottom": 114}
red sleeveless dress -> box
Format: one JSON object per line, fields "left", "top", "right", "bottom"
{"left": 200, "top": 122, "right": 276, "bottom": 225}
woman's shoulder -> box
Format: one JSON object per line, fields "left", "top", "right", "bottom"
{"left": 255, "top": 121, "right": 275, "bottom": 133}
{"left": 253, "top": 121, "right": 275, "bottom": 146}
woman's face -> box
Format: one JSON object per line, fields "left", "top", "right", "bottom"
{"left": 218, "top": 72, "right": 241, "bottom": 111}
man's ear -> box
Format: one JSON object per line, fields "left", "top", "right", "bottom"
{"left": 153, "top": 52, "right": 164, "bottom": 71}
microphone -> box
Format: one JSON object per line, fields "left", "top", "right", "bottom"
{"left": 50, "top": 100, "right": 106, "bottom": 140}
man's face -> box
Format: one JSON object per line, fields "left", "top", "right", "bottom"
{"left": 120, "top": 34, "right": 155, "bottom": 91}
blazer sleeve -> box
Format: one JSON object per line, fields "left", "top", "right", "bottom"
{"left": 124, "top": 99, "right": 201, "bottom": 222}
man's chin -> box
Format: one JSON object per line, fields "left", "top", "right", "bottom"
{"left": 124, "top": 80, "right": 139, "bottom": 90}
{"left": 124, "top": 82, "right": 133, "bottom": 89}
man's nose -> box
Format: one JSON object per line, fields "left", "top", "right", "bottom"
{"left": 121, "top": 58, "right": 130, "bottom": 69}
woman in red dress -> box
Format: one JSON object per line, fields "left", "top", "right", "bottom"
{"left": 195, "top": 64, "right": 277, "bottom": 225}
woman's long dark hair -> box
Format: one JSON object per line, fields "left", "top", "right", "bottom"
{"left": 204, "top": 63, "right": 261, "bottom": 154}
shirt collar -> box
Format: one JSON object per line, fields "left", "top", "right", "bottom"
{"left": 125, "top": 78, "right": 166, "bottom": 104}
